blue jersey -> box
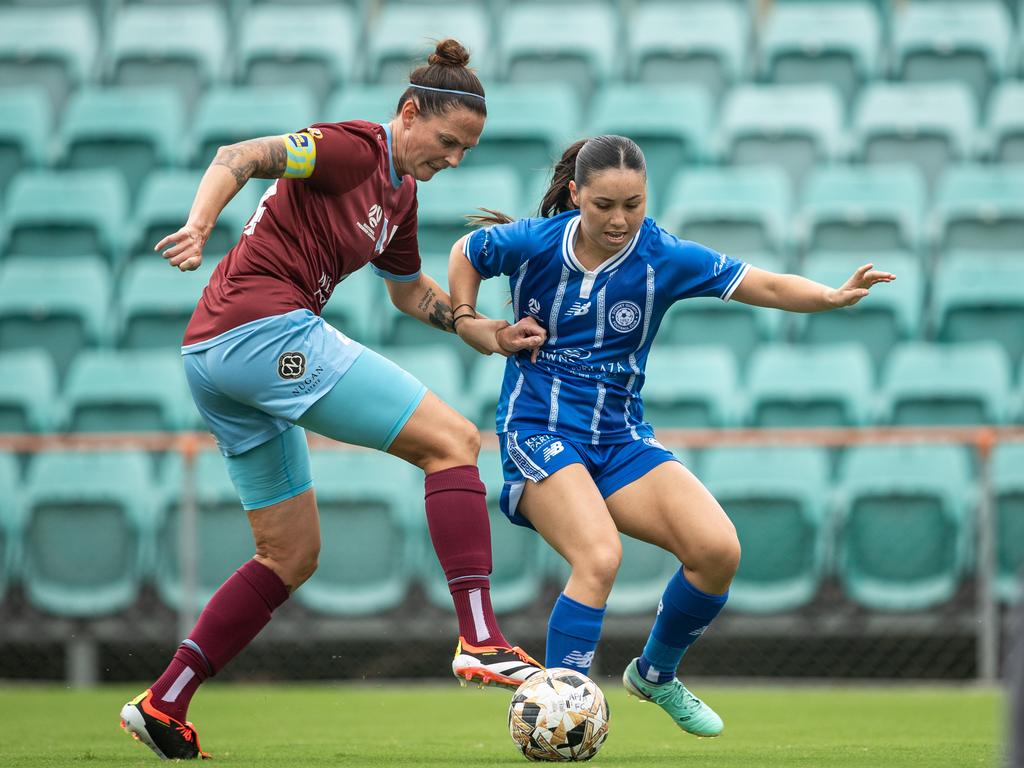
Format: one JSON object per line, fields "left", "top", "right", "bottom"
{"left": 464, "top": 211, "right": 749, "bottom": 444}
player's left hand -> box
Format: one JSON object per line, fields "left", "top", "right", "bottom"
{"left": 496, "top": 316, "right": 547, "bottom": 363}
{"left": 830, "top": 263, "right": 896, "bottom": 308}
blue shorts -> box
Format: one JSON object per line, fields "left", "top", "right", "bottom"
{"left": 498, "top": 430, "right": 680, "bottom": 529}
{"left": 182, "top": 309, "right": 426, "bottom": 509}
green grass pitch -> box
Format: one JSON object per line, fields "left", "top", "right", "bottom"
{"left": 0, "top": 682, "right": 1000, "bottom": 767}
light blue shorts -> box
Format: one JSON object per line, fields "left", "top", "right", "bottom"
{"left": 498, "top": 430, "right": 679, "bottom": 529}
{"left": 182, "top": 309, "right": 427, "bottom": 509}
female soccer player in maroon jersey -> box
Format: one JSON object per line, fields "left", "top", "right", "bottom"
{"left": 119, "top": 40, "right": 544, "bottom": 760}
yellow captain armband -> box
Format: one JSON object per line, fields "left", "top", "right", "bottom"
{"left": 281, "top": 132, "right": 317, "bottom": 178}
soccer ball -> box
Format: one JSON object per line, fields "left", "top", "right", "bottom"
{"left": 508, "top": 668, "right": 609, "bottom": 762}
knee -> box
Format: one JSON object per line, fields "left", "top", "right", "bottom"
{"left": 423, "top": 416, "right": 480, "bottom": 470}
{"left": 572, "top": 539, "right": 622, "bottom": 594}
{"left": 692, "top": 531, "right": 741, "bottom": 587}
{"left": 257, "top": 536, "right": 320, "bottom": 590}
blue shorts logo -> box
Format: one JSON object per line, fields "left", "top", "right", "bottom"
{"left": 278, "top": 352, "right": 306, "bottom": 379}
{"left": 609, "top": 301, "right": 642, "bottom": 333}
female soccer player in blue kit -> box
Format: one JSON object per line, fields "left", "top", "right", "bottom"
{"left": 448, "top": 135, "right": 894, "bottom": 737}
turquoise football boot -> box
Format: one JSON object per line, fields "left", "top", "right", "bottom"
{"left": 622, "top": 657, "right": 724, "bottom": 737}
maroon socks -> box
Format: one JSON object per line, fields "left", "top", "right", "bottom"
{"left": 150, "top": 558, "right": 289, "bottom": 722}
{"left": 424, "top": 465, "right": 508, "bottom": 648}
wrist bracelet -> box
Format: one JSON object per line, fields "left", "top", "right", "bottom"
{"left": 452, "top": 313, "right": 476, "bottom": 330}
{"left": 452, "top": 303, "right": 476, "bottom": 315}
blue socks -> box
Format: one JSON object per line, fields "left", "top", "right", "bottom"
{"left": 636, "top": 568, "right": 728, "bottom": 685}
{"left": 546, "top": 592, "right": 606, "bottom": 675}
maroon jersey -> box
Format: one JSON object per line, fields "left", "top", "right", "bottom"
{"left": 184, "top": 120, "right": 419, "bottom": 345}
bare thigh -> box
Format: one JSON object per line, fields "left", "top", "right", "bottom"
{"left": 387, "top": 390, "right": 480, "bottom": 474}
{"left": 518, "top": 464, "right": 621, "bottom": 608}
{"left": 604, "top": 461, "right": 740, "bottom": 595}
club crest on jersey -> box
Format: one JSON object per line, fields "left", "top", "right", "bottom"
{"left": 278, "top": 352, "right": 306, "bottom": 379}
{"left": 357, "top": 203, "right": 383, "bottom": 239}
{"left": 609, "top": 300, "right": 642, "bottom": 333}
{"left": 564, "top": 300, "right": 591, "bottom": 318}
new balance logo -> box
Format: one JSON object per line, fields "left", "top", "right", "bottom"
{"left": 561, "top": 650, "right": 594, "bottom": 668}
{"left": 564, "top": 301, "right": 591, "bottom": 318}
{"left": 542, "top": 440, "right": 565, "bottom": 463}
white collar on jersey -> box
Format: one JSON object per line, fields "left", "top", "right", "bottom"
{"left": 560, "top": 214, "right": 641, "bottom": 276}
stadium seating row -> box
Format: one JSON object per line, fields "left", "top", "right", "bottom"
{"left": 3, "top": 339, "right": 1024, "bottom": 436}
{"left": 0, "top": 442, "right": 1020, "bottom": 619}
{"left": 2, "top": 160, "right": 1024, "bottom": 266}
{"left": 1, "top": 0, "right": 1022, "bottom": 114}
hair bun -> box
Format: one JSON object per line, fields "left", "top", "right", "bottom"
{"left": 428, "top": 38, "right": 471, "bottom": 68}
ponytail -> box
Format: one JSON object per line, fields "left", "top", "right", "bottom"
{"left": 539, "top": 139, "right": 587, "bottom": 218}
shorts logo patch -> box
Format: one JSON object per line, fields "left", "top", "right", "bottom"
{"left": 542, "top": 440, "right": 565, "bottom": 463}
{"left": 609, "top": 300, "right": 642, "bottom": 333}
{"left": 278, "top": 352, "right": 306, "bottom": 379}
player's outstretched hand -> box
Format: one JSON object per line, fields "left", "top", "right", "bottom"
{"left": 830, "top": 263, "right": 895, "bottom": 308}
{"left": 496, "top": 316, "right": 548, "bottom": 363}
{"left": 155, "top": 222, "right": 207, "bottom": 272}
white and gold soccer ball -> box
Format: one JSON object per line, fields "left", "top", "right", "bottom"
{"left": 508, "top": 668, "right": 610, "bottom": 762}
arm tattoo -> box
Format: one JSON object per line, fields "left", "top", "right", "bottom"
{"left": 213, "top": 137, "right": 288, "bottom": 190}
{"left": 416, "top": 287, "right": 436, "bottom": 313}
{"left": 429, "top": 300, "right": 454, "bottom": 332}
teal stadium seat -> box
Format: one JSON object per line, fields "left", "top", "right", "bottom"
{"left": 746, "top": 343, "right": 873, "bottom": 427}
{"left": 191, "top": 86, "right": 318, "bottom": 168}
{"left": 880, "top": 342, "right": 1012, "bottom": 426}
{"left": 588, "top": 84, "right": 712, "bottom": 207}
{"left": 2, "top": 169, "right": 127, "bottom": 265}
{"left": 379, "top": 345, "right": 463, "bottom": 405}
{"left": 415, "top": 166, "right": 520, "bottom": 255}
{"left": 59, "top": 350, "right": 192, "bottom": 432}
{"left": 759, "top": 1, "right": 881, "bottom": 109}
{"left": 0, "top": 6, "right": 97, "bottom": 111}
{"left": 640, "top": 345, "right": 742, "bottom": 428}
{"left": 701, "top": 445, "right": 831, "bottom": 612}
{"left": 130, "top": 170, "right": 262, "bottom": 259}
{"left": 836, "top": 443, "right": 974, "bottom": 611}
{"left": 854, "top": 82, "right": 977, "bottom": 187}
{"left": 0, "top": 350, "right": 57, "bottom": 432}
{"left": 325, "top": 84, "right": 400, "bottom": 124}
{"left": 0, "top": 257, "right": 110, "bottom": 377}
{"left": 499, "top": 2, "right": 618, "bottom": 100}
{"left": 932, "top": 255, "right": 1024, "bottom": 366}
{"left": 931, "top": 165, "right": 1024, "bottom": 256}
{"left": 654, "top": 253, "right": 786, "bottom": 368}
{"left": 795, "top": 252, "right": 922, "bottom": 366}
{"left": 466, "top": 352, "right": 509, "bottom": 430}
{"left": 0, "top": 88, "right": 51, "bottom": 199}
{"left": 107, "top": 4, "right": 227, "bottom": 110}
{"left": 628, "top": 1, "right": 748, "bottom": 99}
{"left": 459, "top": 83, "right": 581, "bottom": 184}
{"left": 117, "top": 258, "right": 213, "bottom": 350}
{"left": 237, "top": 3, "right": 357, "bottom": 103}
{"left": 993, "top": 441, "right": 1024, "bottom": 602}
{"left": 58, "top": 87, "right": 183, "bottom": 200}
{"left": 156, "top": 449, "right": 254, "bottom": 610}
{"left": 299, "top": 450, "right": 420, "bottom": 615}
{"left": 893, "top": 0, "right": 1012, "bottom": 108}
{"left": 0, "top": 451, "right": 16, "bottom": 605}
{"left": 717, "top": 84, "right": 845, "bottom": 190}
{"left": 17, "top": 451, "right": 154, "bottom": 616}
{"left": 986, "top": 83, "right": 1024, "bottom": 163}
{"left": 662, "top": 166, "right": 792, "bottom": 258}
{"left": 796, "top": 165, "right": 926, "bottom": 257}
{"left": 422, "top": 449, "right": 547, "bottom": 614}
{"left": 366, "top": 2, "right": 491, "bottom": 83}
{"left": 319, "top": 265, "right": 385, "bottom": 347}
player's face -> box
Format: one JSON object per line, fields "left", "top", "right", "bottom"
{"left": 570, "top": 168, "right": 647, "bottom": 256}
{"left": 396, "top": 101, "right": 485, "bottom": 181}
